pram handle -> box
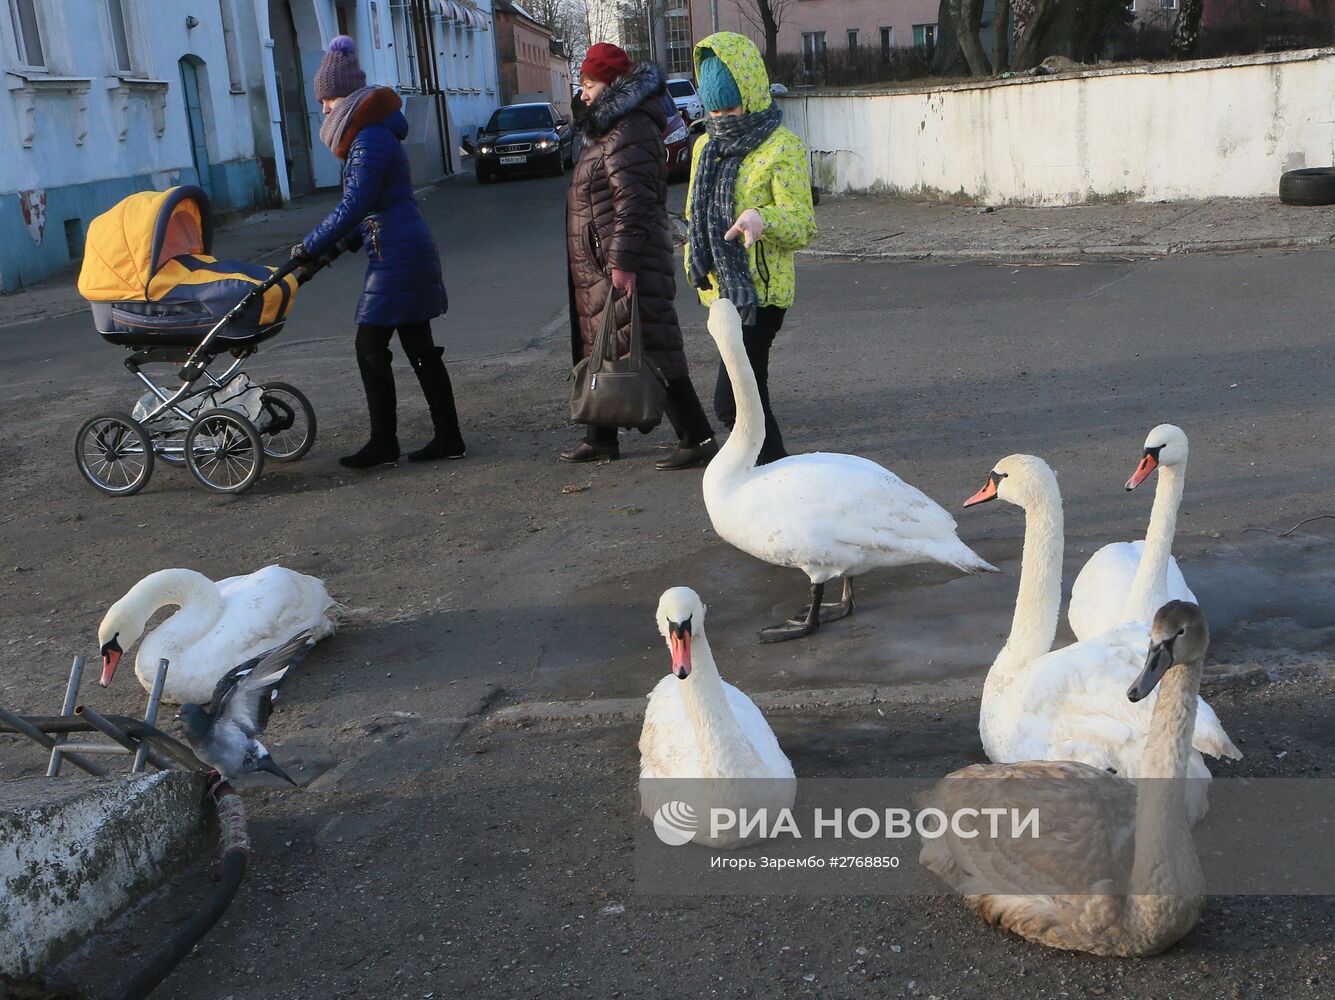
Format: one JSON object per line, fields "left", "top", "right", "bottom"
{"left": 178, "top": 244, "right": 344, "bottom": 382}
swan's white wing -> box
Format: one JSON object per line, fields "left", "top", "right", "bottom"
{"left": 1069, "top": 541, "right": 1198, "bottom": 641}
{"left": 639, "top": 675, "right": 699, "bottom": 783}
{"left": 718, "top": 454, "right": 992, "bottom": 575}
{"left": 723, "top": 681, "right": 794, "bottom": 780}
{"left": 997, "top": 624, "right": 1238, "bottom": 774}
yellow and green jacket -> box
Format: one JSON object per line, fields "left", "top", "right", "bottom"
{"left": 685, "top": 32, "right": 816, "bottom": 312}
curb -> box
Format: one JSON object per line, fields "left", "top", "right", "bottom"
{"left": 488, "top": 663, "right": 1270, "bottom": 729}
{"left": 800, "top": 233, "right": 1335, "bottom": 263}
{"left": 489, "top": 678, "right": 984, "bottom": 728}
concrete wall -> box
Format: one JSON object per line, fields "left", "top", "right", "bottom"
{"left": 0, "top": 772, "right": 209, "bottom": 982}
{"left": 780, "top": 48, "right": 1335, "bottom": 206}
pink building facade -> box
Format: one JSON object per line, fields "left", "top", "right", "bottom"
{"left": 683, "top": 0, "right": 943, "bottom": 75}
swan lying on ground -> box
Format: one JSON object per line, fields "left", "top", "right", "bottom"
{"left": 97, "top": 565, "right": 338, "bottom": 704}
{"left": 639, "top": 587, "right": 795, "bottom": 848}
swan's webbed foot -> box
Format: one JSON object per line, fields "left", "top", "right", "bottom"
{"left": 760, "top": 582, "right": 830, "bottom": 643}
{"left": 793, "top": 577, "right": 855, "bottom": 624}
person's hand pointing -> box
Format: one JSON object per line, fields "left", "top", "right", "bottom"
{"left": 723, "top": 208, "right": 765, "bottom": 248}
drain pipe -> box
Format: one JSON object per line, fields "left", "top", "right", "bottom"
{"left": 114, "top": 783, "right": 250, "bottom": 1000}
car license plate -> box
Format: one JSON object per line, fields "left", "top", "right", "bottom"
{"left": 500, "top": 155, "right": 526, "bottom": 165}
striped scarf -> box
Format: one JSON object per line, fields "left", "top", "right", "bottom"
{"left": 686, "top": 102, "right": 782, "bottom": 326}
{"left": 318, "top": 85, "right": 378, "bottom": 157}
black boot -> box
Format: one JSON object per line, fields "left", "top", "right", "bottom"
{"left": 342, "top": 328, "right": 400, "bottom": 469}
{"left": 407, "top": 346, "right": 466, "bottom": 462}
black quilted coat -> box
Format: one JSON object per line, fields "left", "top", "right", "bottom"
{"left": 566, "top": 62, "right": 684, "bottom": 380}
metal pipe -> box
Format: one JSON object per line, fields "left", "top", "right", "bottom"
{"left": 114, "top": 785, "right": 249, "bottom": 1000}
{"left": 0, "top": 715, "right": 206, "bottom": 772}
{"left": 134, "top": 660, "right": 169, "bottom": 773}
{"left": 0, "top": 705, "right": 108, "bottom": 777}
{"left": 53, "top": 742, "right": 133, "bottom": 755}
{"left": 75, "top": 706, "right": 175, "bottom": 772}
{"left": 47, "top": 655, "right": 86, "bottom": 777}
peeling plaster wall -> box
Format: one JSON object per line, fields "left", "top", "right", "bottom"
{"left": 0, "top": 772, "right": 208, "bottom": 982}
{"left": 782, "top": 48, "right": 1335, "bottom": 206}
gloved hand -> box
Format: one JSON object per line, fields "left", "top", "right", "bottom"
{"left": 611, "top": 267, "right": 637, "bottom": 293}
{"left": 724, "top": 208, "right": 765, "bottom": 248}
{"left": 290, "top": 242, "right": 311, "bottom": 261}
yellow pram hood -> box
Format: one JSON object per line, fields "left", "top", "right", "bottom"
{"left": 78, "top": 186, "right": 215, "bottom": 302}
{"left": 79, "top": 186, "right": 297, "bottom": 327}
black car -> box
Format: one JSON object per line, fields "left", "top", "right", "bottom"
{"left": 475, "top": 103, "right": 573, "bottom": 183}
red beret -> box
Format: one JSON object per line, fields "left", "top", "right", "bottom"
{"left": 580, "top": 42, "right": 633, "bottom": 86}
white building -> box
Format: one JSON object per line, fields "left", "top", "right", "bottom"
{"left": 2, "top": 0, "right": 500, "bottom": 292}
{"left": 1, "top": 0, "right": 283, "bottom": 292}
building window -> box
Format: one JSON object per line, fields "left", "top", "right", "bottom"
{"left": 912, "top": 23, "right": 937, "bottom": 50}
{"left": 847, "top": 29, "right": 858, "bottom": 53}
{"left": 880, "top": 26, "right": 893, "bottom": 60}
{"left": 390, "top": 0, "right": 420, "bottom": 89}
{"left": 801, "top": 31, "right": 826, "bottom": 72}
{"left": 666, "top": 8, "right": 692, "bottom": 77}
{"left": 107, "top": 0, "right": 132, "bottom": 73}
{"left": 8, "top": 0, "right": 45, "bottom": 66}
{"left": 1159, "top": 0, "right": 1177, "bottom": 8}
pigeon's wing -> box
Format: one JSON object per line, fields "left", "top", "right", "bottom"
{"left": 215, "top": 631, "right": 313, "bottom": 737}
{"left": 207, "top": 650, "right": 270, "bottom": 711}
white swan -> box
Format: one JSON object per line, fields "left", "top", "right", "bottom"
{"left": 639, "top": 587, "right": 795, "bottom": 848}
{"left": 919, "top": 601, "right": 1209, "bottom": 957}
{"left": 1068, "top": 424, "right": 1197, "bottom": 641}
{"left": 97, "top": 566, "right": 339, "bottom": 704}
{"left": 702, "top": 299, "right": 994, "bottom": 642}
{"left": 964, "top": 455, "right": 1239, "bottom": 823}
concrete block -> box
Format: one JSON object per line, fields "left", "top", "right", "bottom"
{"left": 0, "top": 771, "right": 209, "bottom": 982}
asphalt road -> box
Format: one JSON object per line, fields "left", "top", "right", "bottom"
{"left": 3, "top": 179, "right": 1333, "bottom": 998}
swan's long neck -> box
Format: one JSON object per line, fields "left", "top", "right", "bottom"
{"left": 708, "top": 319, "right": 764, "bottom": 479}
{"left": 987, "top": 482, "right": 1063, "bottom": 694}
{"left": 1125, "top": 462, "right": 1186, "bottom": 626}
{"left": 129, "top": 570, "right": 225, "bottom": 669}
{"left": 1128, "top": 656, "right": 1204, "bottom": 908}
{"left": 678, "top": 634, "right": 763, "bottom": 777}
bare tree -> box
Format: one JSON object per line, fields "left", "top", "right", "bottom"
{"left": 1169, "top": 0, "right": 1205, "bottom": 59}
{"left": 947, "top": 0, "right": 991, "bottom": 75}
{"left": 993, "top": 0, "right": 1011, "bottom": 74}
{"left": 732, "top": 0, "right": 794, "bottom": 70}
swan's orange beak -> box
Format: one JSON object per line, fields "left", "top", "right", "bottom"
{"left": 670, "top": 629, "right": 691, "bottom": 680}
{"left": 1126, "top": 451, "right": 1158, "bottom": 491}
{"left": 99, "top": 636, "right": 122, "bottom": 687}
{"left": 964, "top": 474, "right": 999, "bottom": 508}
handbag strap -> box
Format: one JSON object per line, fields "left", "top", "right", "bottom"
{"left": 591, "top": 287, "right": 641, "bottom": 372}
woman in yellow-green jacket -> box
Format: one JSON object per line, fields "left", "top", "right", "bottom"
{"left": 685, "top": 31, "right": 816, "bottom": 465}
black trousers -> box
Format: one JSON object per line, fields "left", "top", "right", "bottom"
{"left": 354, "top": 321, "right": 462, "bottom": 446}
{"left": 713, "top": 305, "right": 787, "bottom": 464}
{"left": 585, "top": 375, "right": 714, "bottom": 448}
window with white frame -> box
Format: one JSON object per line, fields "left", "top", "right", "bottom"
{"left": 801, "top": 31, "right": 825, "bottom": 72}
{"left": 107, "top": 0, "right": 132, "bottom": 73}
{"left": 665, "top": 7, "right": 691, "bottom": 77}
{"left": 390, "top": 0, "right": 420, "bottom": 89}
{"left": 912, "top": 23, "right": 936, "bottom": 49}
{"left": 1159, "top": 0, "right": 1177, "bottom": 8}
{"left": 8, "top": 0, "right": 45, "bottom": 67}
{"left": 847, "top": 29, "right": 858, "bottom": 53}
{"left": 880, "top": 26, "right": 892, "bottom": 61}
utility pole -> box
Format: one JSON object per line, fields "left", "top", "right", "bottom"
{"left": 711, "top": 0, "right": 718, "bottom": 33}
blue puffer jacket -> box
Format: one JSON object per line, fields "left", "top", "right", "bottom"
{"left": 303, "top": 89, "right": 446, "bottom": 327}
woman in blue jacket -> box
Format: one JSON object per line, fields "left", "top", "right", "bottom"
{"left": 298, "top": 36, "right": 464, "bottom": 469}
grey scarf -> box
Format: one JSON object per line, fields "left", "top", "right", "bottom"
{"left": 686, "top": 102, "right": 782, "bottom": 326}
{"left": 318, "top": 84, "right": 378, "bottom": 156}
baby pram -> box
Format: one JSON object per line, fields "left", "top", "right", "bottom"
{"left": 76, "top": 186, "right": 327, "bottom": 495}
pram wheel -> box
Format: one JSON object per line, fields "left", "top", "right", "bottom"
{"left": 257, "top": 382, "right": 316, "bottom": 462}
{"left": 75, "top": 412, "right": 155, "bottom": 496}
{"left": 185, "top": 409, "right": 264, "bottom": 494}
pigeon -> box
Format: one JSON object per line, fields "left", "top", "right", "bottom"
{"left": 176, "top": 631, "right": 313, "bottom": 790}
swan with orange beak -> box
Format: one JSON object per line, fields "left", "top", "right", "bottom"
{"left": 638, "top": 587, "right": 795, "bottom": 847}
{"left": 1068, "top": 424, "right": 1198, "bottom": 641}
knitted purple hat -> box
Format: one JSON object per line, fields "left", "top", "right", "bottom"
{"left": 314, "top": 35, "right": 366, "bottom": 101}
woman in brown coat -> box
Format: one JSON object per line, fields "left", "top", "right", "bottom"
{"left": 562, "top": 44, "right": 715, "bottom": 469}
